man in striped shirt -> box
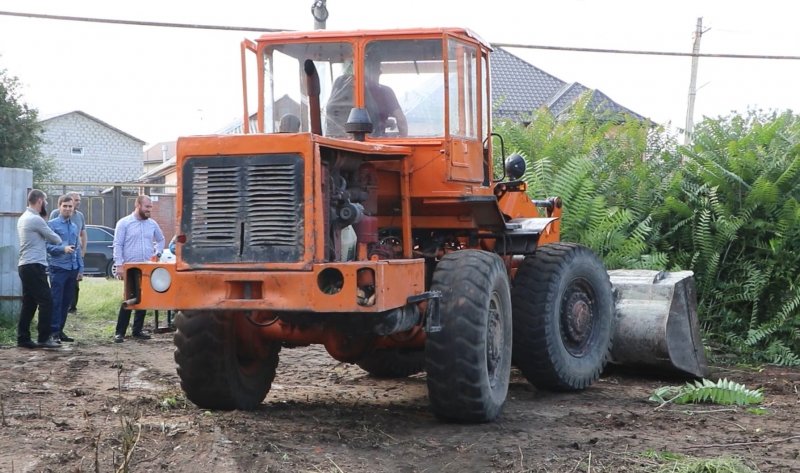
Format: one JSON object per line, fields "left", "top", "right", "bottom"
{"left": 112, "top": 195, "right": 165, "bottom": 343}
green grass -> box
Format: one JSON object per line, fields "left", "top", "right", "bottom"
{"left": 0, "top": 277, "right": 124, "bottom": 346}
{"left": 656, "top": 456, "right": 756, "bottom": 473}
{"left": 639, "top": 451, "right": 756, "bottom": 473}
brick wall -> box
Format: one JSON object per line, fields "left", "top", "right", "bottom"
{"left": 40, "top": 112, "right": 145, "bottom": 183}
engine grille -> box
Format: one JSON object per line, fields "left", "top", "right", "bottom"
{"left": 181, "top": 154, "right": 304, "bottom": 264}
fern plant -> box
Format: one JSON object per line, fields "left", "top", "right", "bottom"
{"left": 673, "top": 110, "right": 800, "bottom": 365}
{"left": 494, "top": 95, "right": 677, "bottom": 270}
{"left": 495, "top": 103, "right": 800, "bottom": 365}
{"left": 649, "top": 378, "right": 764, "bottom": 406}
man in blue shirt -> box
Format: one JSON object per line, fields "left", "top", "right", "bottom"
{"left": 47, "top": 194, "right": 84, "bottom": 343}
{"left": 50, "top": 192, "right": 86, "bottom": 313}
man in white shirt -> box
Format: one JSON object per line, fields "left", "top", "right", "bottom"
{"left": 112, "top": 195, "right": 165, "bottom": 343}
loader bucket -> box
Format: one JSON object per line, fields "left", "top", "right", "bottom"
{"left": 608, "top": 270, "right": 708, "bottom": 378}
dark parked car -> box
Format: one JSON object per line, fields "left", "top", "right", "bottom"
{"left": 84, "top": 225, "right": 116, "bottom": 277}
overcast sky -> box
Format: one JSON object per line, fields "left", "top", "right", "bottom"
{"left": 1, "top": 0, "right": 798, "bottom": 147}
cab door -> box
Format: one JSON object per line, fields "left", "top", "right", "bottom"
{"left": 446, "top": 38, "right": 484, "bottom": 183}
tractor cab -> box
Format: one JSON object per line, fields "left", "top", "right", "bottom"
{"left": 242, "top": 29, "right": 493, "bottom": 179}
{"left": 245, "top": 28, "right": 489, "bottom": 141}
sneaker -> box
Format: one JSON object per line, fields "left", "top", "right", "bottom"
{"left": 17, "top": 340, "right": 39, "bottom": 349}
{"left": 113, "top": 334, "right": 124, "bottom": 343}
{"left": 59, "top": 333, "right": 75, "bottom": 343}
{"left": 39, "top": 336, "right": 62, "bottom": 349}
{"left": 132, "top": 332, "right": 151, "bottom": 340}
{"left": 68, "top": 308, "right": 77, "bottom": 314}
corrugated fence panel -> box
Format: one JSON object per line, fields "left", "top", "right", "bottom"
{"left": 0, "top": 167, "right": 33, "bottom": 322}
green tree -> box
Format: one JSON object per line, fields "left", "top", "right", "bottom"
{"left": 0, "top": 66, "right": 52, "bottom": 181}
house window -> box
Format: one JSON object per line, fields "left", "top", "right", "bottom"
{"left": 71, "top": 147, "right": 84, "bottom": 156}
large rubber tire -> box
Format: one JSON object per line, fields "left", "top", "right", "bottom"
{"left": 425, "top": 250, "right": 512, "bottom": 422}
{"left": 174, "top": 311, "right": 280, "bottom": 410}
{"left": 357, "top": 348, "right": 425, "bottom": 378}
{"left": 511, "top": 243, "right": 615, "bottom": 391}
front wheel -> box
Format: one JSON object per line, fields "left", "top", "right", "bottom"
{"left": 174, "top": 311, "right": 280, "bottom": 410}
{"left": 511, "top": 243, "right": 615, "bottom": 391}
{"left": 425, "top": 250, "right": 512, "bottom": 422}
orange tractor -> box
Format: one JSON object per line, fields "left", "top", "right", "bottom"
{"left": 123, "top": 27, "right": 706, "bottom": 422}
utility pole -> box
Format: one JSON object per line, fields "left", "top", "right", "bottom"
{"left": 311, "top": 0, "right": 328, "bottom": 30}
{"left": 684, "top": 17, "right": 706, "bottom": 144}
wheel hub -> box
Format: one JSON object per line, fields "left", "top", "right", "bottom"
{"left": 486, "top": 293, "right": 503, "bottom": 385}
{"left": 562, "top": 291, "right": 593, "bottom": 351}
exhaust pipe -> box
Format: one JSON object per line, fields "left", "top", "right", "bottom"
{"left": 304, "top": 59, "right": 322, "bottom": 135}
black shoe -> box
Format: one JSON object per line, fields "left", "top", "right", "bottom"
{"left": 68, "top": 308, "right": 77, "bottom": 314}
{"left": 39, "top": 336, "right": 62, "bottom": 349}
{"left": 132, "top": 332, "right": 151, "bottom": 340}
{"left": 59, "top": 333, "right": 75, "bottom": 342}
{"left": 114, "top": 334, "right": 124, "bottom": 343}
{"left": 17, "top": 340, "right": 39, "bottom": 349}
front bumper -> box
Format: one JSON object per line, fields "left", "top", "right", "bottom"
{"left": 122, "top": 259, "right": 425, "bottom": 313}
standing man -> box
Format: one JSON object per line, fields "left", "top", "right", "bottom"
{"left": 50, "top": 192, "right": 86, "bottom": 313}
{"left": 17, "top": 189, "right": 63, "bottom": 349}
{"left": 112, "top": 195, "right": 165, "bottom": 343}
{"left": 47, "top": 194, "right": 83, "bottom": 343}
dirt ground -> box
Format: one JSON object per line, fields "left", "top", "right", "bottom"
{"left": 0, "top": 331, "right": 798, "bottom": 473}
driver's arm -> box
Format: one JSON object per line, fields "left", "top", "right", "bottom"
{"left": 384, "top": 88, "right": 408, "bottom": 136}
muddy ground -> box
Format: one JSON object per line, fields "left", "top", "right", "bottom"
{"left": 0, "top": 330, "right": 798, "bottom": 472}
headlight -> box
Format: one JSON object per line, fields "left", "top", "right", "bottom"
{"left": 150, "top": 267, "right": 172, "bottom": 293}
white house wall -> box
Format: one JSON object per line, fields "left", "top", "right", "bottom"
{"left": 40, "top": 112, "right": 144, "bottom": 183}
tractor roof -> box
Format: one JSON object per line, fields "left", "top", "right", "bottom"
{"left": 255, "top": 27, "right": 492, "bottom": 50}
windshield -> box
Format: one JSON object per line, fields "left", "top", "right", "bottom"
{"left": 263, "top": 42, "right": 353, "bottom": 134}
{"left": 363, "top": 39, "right": 443, "bottom": 137}
{"left": 264, "top": 39, "right": 444, "bottom": 139}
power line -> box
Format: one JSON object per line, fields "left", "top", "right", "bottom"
{"left": 0, "top": 10, "right": 288, "bottom": 32}
{"left": 2, "top": 10, "right": 800, "bottom": 61}
{"left": 491, "top": 42, "right": 800, "bottom": 60}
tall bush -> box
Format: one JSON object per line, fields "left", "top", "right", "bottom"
{"left": 672, "top": 111, "right": 800, "bottom": 364}
{"left": 496, "top": 101, "right": 800, "bottom": 365}
{"left": 494, "top": 98, "right": 679, "bottom": 269}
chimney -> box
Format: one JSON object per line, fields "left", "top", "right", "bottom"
{"left": 161, "top": 144, "right": 168, "bottom": 162}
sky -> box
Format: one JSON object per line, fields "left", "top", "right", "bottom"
{"left": 1, "top": 0, "right": 798, "bottom": 147}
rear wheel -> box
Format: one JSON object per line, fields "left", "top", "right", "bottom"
{"left": 511, "top": 243, "right": 614, "bottom": 391}
{"left": 356, "top": 348, "right": 425, "bottom": 378}
{"left": 425, "top": 250, "right": 512, "bottom": 422}
{"left": 174, "top": 310, "right": 280, "bottom": 410}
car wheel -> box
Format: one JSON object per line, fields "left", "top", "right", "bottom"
{"left": 106, "top": 260, "right": 116, "bottom": 278}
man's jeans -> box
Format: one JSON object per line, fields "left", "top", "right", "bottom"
{"left": 49, "top": 266, "right": 78, "bottom": 334}
{"left": 17, "top": 264, "right": 53, "bottom": 343}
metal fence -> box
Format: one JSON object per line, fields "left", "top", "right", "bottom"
{"left": 0, "top": 167, "right": 33, "bottom": 322}
{"left": 0, "top": 177, "right": 177, "bottom": 323}
{"left": 41, "top": 183, "right": 177, "bottom": 232}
